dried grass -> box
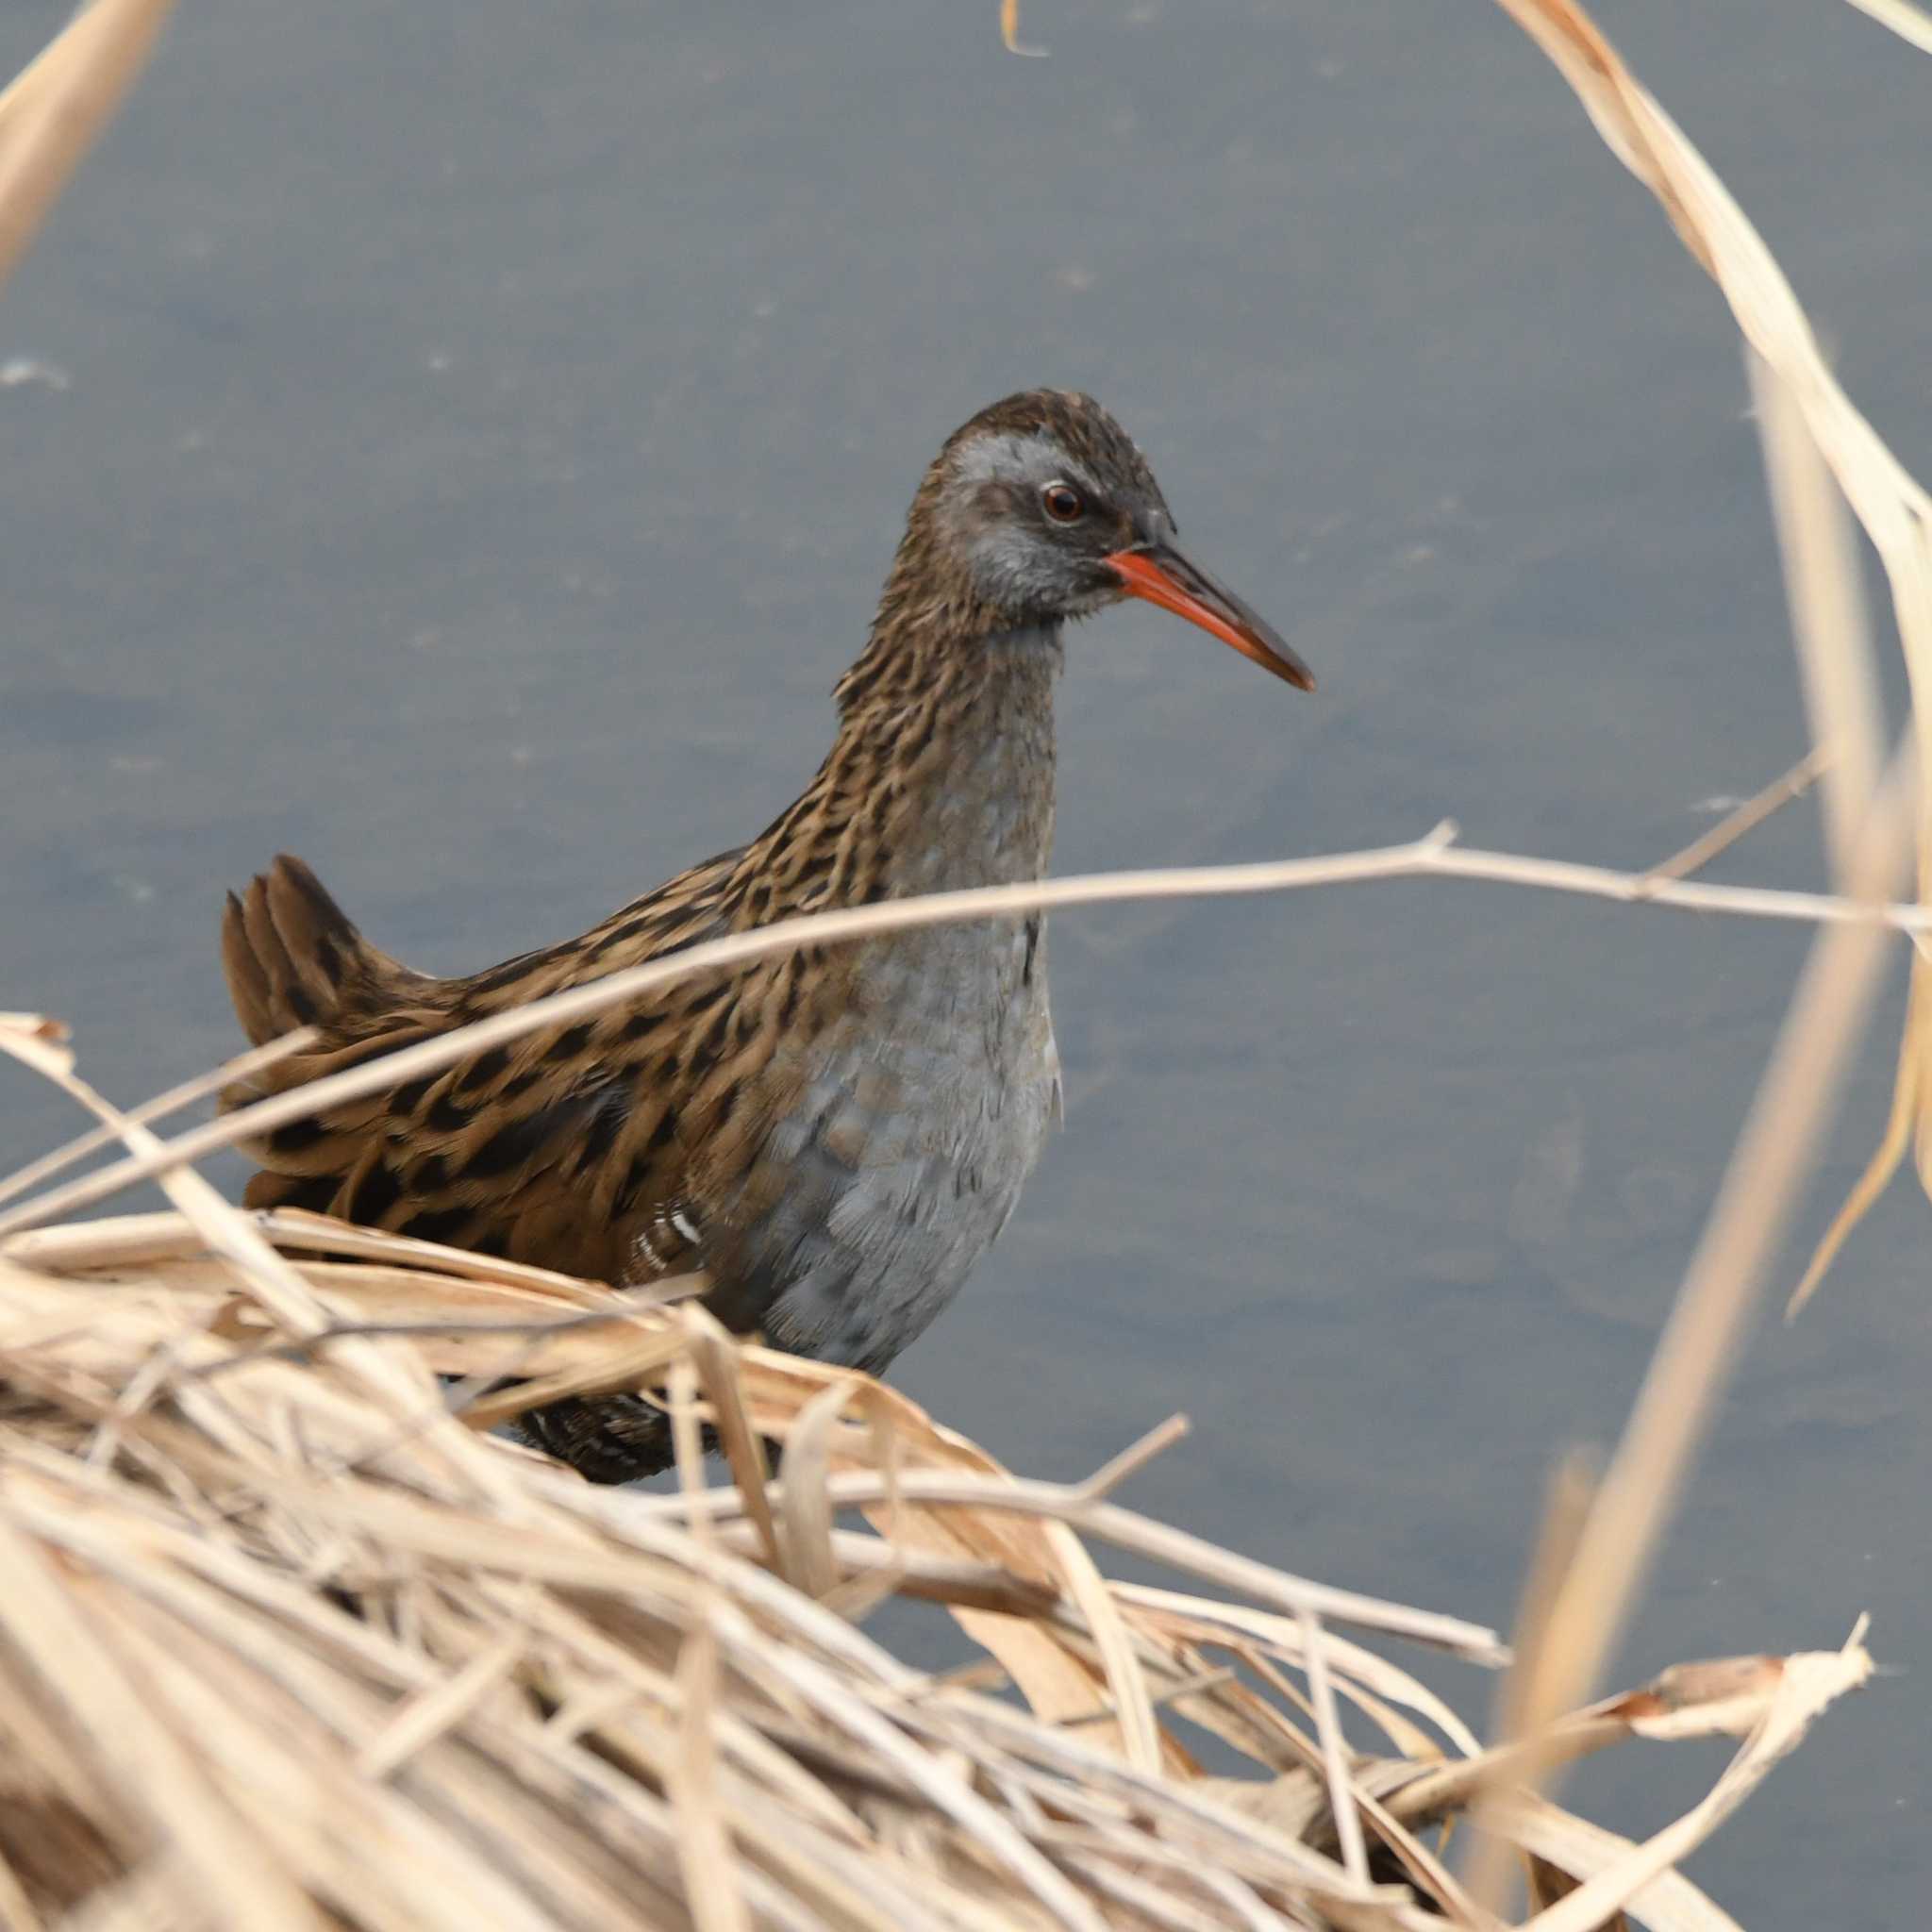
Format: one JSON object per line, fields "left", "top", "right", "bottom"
{"left": 0, "top": 0, "right": 175, "bottom": 296}
{"left": 1487, "top": 0, "right": 1932, "bottom": 1310}
{"left": 0, "top": 1197, "right": 1874, "bottom": 1931}
{"left": 1457, "top": 0, "right": 1927, "bottom": 1909}
{"left": 24, "top": 823, "right": 1932, "bottom": 1248}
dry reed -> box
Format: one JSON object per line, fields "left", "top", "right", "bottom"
{"left": 1457, "top": 0, "right": 1928, "bottom": 1909}
{"left": 0, "top": 0, "right": 175, "bottom": 296}
{"left": 0, "top": 1189, "right": 1874, "bottom": 1931}
{"left": 23, "top": 823, "right": 1932, "bottom": 1249}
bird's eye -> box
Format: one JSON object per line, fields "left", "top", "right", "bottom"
{"left": 1041, "top": 481, "right": 1086, "bottom": 525}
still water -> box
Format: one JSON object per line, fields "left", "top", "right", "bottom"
{"left": 4, "top": 1, "right": 1928, "bottom": 1916}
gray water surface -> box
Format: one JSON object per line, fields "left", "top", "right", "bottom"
{"left": 4, "top": 1, "right": 1929, "bottom": 1916}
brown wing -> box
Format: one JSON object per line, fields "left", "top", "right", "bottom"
{"left": 218, "top": 851, "right": 797, "bottom": 1285}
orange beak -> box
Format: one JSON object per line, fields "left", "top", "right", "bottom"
{"left": 1106, "top": 541, "right": 1314, "bottom": 692}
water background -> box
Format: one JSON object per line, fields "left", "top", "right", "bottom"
{"left": 3, "top": 2, "right": 1928, "bottom": 1916}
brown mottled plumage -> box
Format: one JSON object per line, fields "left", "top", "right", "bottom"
{"left": 222, "top": 390, "right": 1312, "bottom": 1481}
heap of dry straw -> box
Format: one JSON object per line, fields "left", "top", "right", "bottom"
{"left": 0, "top": 1190, "right": 1871, "bottom": 1932}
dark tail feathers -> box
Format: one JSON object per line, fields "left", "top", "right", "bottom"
{"left": 221, "top": 855, "right": 409, "bottom": 1044}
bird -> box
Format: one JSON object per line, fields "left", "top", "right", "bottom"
{"left": 219, "top": 389, "right": 1313, "bottom": 1482}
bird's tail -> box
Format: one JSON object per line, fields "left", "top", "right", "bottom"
{"left": 220, "top": 855, "right": 415, "bottom": 1044}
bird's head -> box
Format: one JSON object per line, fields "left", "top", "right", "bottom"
{"left": 901, "top": 388, "right": 1313, "bottom": 691}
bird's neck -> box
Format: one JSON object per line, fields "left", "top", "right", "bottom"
{"left": 741, "top": 623, "right": 1061, "bottom": 912}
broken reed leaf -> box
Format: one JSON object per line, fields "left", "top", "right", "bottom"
{"left": 1507, "top": 1628, "right": 1873, "bottom": 1932}
{"left": 1787, "top": 1016, "right": 1922, "bottom": 1318}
